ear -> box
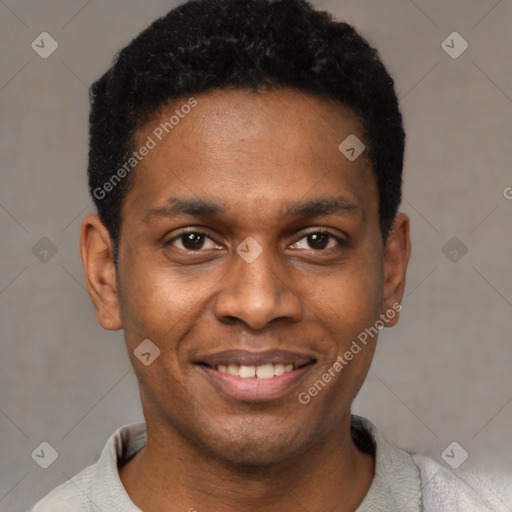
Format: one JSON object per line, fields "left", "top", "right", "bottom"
{"left": 381, "top": 212, "right": 411, "bottom": 327}
{"left": 80, "top": 214, "right": 122, "bottom": 330}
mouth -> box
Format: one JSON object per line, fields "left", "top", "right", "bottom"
{"left": 194, "top": 349, "right": 316, "bottom": 402}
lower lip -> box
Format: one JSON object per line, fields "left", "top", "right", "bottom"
{"left": 197, "top": 364, "right": 314, "bottom": 402}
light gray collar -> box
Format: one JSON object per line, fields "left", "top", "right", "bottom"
{"left": 89, "top": 416, "right": 422, "bottom": 511}
{"left": 352, "top": 415, "right": 422, "bottom": 511}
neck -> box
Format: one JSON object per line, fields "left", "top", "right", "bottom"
{"left": 119, "top": 415, "right": 375, "bottom": 512}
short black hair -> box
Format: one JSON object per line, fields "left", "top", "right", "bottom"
{"left": 88, "top": 0, "right": 405, "bottom": 263}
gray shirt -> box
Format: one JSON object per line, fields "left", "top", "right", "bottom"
{"left": 29, "top": 415, "right": 507, "bottom": 511}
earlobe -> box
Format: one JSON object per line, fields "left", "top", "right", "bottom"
{"left": 381, "top": 213, "right": 411, "bottom": 327}
{"left": 80, "top": 214, "right": 123, "bottom": 331}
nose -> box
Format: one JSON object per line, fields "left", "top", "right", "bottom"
{"left": 213, "top": 244, "right": 303, "bottom": 330}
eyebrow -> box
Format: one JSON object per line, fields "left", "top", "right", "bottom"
{"left": 282, "top": 197, "right": 359, "bottom": 218}
{"left": 144, "top": 197, "right": 226, "bottom": 222}
{"left": 143, "top": 195, "right": 359, "bottom": 223}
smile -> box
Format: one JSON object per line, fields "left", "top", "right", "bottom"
{"left": 194, "top": 349, "right": 316, "bottom": 401}
{"left": 215, "top": 362, "right": 294, "bottom": 379}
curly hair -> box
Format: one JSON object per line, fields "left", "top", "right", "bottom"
{"left": 88, "top": 0, "right": 405, "bottom": 263}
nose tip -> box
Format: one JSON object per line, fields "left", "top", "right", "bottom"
{"left": 213, "top": 249, "right": 303, "bottom": 329}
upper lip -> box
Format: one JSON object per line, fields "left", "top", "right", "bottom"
{"left": 195, "top": 349, "right": 316, "bottom": 368}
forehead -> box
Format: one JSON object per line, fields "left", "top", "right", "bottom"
{"left": 122, "top": 87, "right": 377, "bottom": 226}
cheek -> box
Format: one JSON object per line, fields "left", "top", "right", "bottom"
{"left": 304, "top": 256, "right": 383, "bottom": 325}
{"left": 301, "top": 252, "right": 384, "bottom": 381}
{"left": 304, "top": 270, "right": 382, "bottom": 415}
{"left": 117, "top": 256, "right": 218, "bottom": 347}
{"left": 333, "top": 258, "right": 384, "bottom": 380}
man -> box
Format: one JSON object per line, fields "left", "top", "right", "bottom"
{"left": 30, "top": 0, "right": 501, "bottom": 510}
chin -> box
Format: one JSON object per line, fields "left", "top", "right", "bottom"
{"left": 212, "top": 441, "right": 301, "bottom": 467}
{"left": 195, "top": 420, "right": 312, "bottom": 467}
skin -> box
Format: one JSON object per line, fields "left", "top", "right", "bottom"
{"left": 80, "top": 87, "right": 411, "bottom": 512}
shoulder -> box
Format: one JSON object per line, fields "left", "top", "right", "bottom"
{"left": 412, "top": 453, "right": 512, "bottom": 512}
{"left": 29, "top": 465, "right": 96, "bottom": 511}
{"left": 29, "top": 422, "right": 147, "bottom": 512}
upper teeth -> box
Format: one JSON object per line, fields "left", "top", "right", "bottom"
{"left": 216, "top": 363, "right": 294, "bottom": 379}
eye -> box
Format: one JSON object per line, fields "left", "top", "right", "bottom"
{"left": 290, "top": 231, "right": 346, "bottom": 251}
{"left": 166, "top": 230, "right": 221, "bottom": 251}
{"left": 165, "top": 229, "right": 347, "bottom": 253}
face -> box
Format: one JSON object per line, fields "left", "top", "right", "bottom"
{"left": 81, "top": 87, "right": 410, "bottom": 466}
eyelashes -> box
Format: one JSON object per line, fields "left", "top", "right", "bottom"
{"left": 166, "top": 230, "right": 220, "bottom": 251}
{"left": 165, "top": 229, "right": 349, "bottom": 253}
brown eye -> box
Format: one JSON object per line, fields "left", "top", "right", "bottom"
{"left": 290, "top": 231, "right": 345, "bottom": 251}
{"left": 181, "top": 233, "right": 206, "bottom": 250}
{"left": 307, "top": 233, "right": 330, "bottom": 250}
{"left": 166, "top": 231, "right": 220, "bottom": 251}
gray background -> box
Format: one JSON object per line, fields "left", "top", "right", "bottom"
{"left": 1, "top": 1, "right": 511, "bottom": 510}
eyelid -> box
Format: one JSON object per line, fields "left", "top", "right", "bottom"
{"left": 293, "top": 229, "right": 349, "bottom": 248}
{"left": 165, "top": 228, "right": 219, "bottom": 247}
{"left": 165, "top": 227, "right": 349, "bottom": 251}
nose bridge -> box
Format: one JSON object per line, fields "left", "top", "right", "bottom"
{"left": 213, "top": 240, "right": 302, "bottom": 329}
{"left": 235, "top": 247, "right": 280, "bottom": 295}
